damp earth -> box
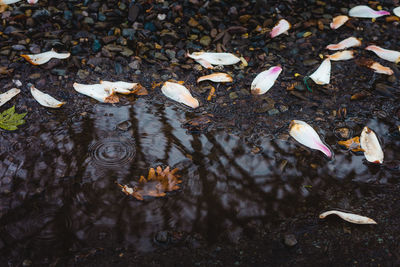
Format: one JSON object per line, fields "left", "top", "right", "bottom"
{"left": 1, "top": 0, "right": 400, "bottom": 266}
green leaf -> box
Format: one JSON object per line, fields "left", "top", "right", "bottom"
{"left": 0, "top": 105, "right": 27, "bottom": 131}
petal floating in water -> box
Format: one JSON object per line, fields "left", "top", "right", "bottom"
{"left": 0, "top": 88, "right": 20, "bottom": 107}
{"left": 360, "top": 126, "right": 384, "bottom": 164}
{"left": 100, "top": 80, "right": 142, "bottom": 94}
{"left": 320, "top": 210, "right": 377, "bottom": 224}
{"left": 327, "top": 50, "right": 355, "bottom": 61}
{"left": 309, "top": 58, "right": 331, "bottom": 85}
{"left": 197, "top": 73, "right": 233, "bottom": 83}
{"left": 326, "top": 37, "right": 361, "bottom": 50}
{"left": 161, "top": 81, "right": 199, "bottom": 108}
{"left": 251, "top": 66, "right": 282, "bottom": 95}
{"left": 30, "top": 85, "right": 65, "bottom": 108}
{"left": 349, "top": 5, "right": 390, "bottom": 18}
{"left": 270, "top": 19, "right": 291, "bottom": 38}
{"left": 187, "top": 52, "right": 241, "bottom": 69}
{"left": 365, "top": 45, "right": 400, "bottom": 63}
{"left": 289, "top": 120, "right": 332, "bottom": 157}
{"left": 330, "top": 15, "right": 349, "bottom": 29}
{"left": 21, "top": 49, "right": 70, "bottom": 65}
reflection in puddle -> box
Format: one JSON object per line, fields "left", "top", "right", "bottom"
{"left": 0, "top": 98, "right": 399, "bottom": 259}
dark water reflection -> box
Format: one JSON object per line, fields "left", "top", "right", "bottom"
{"left": 0, "top": 98, "right": 399, "bottom": 259}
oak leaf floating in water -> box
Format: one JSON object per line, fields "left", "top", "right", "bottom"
{"left": 360, "top": 126, "right": 384, "bottom": 164}
{"left": 270, "top": 19, "right": 291, "bottom": 38}
{"left": 365, "top": 45, "right": 400, "bottom": 64}
{"left": 118, "top": 166, "right": 182, "bottom": 201}
{"left": 30, "top": 85, "right": 65, "bottom": 108}
{"left": 161, "top": 81, "right": 199, "bottom": 108}
{"left": 187, "top": 52, "right": 240, "bottom": 69}
{"left": 349, "top": 5, "right": 390, "bottom": 18}
{"left": 319, "top": 210, "right": 377, "bottom": 225}
{"left": 0, "top": 88, "right": 20, "bottom": 107}
{"left": 0, "top": 105, "right": 26, "bottom": 131}
{"left": 21, "top": 49, "right": 70, "bottom": 65}
{"left": 289, "top": 120, "right": 332, "bottom": 158}
{"left": 251, "top": 66, "right": 282, "bottom": 95}
{"left": 326, "top": 37, "right": 361, "bottom": 51}
{"left": 338, "top": 136, "right": 364, "bottom": 152}
{"left": 330, "top": 15, "right": 349, "bottom": 30}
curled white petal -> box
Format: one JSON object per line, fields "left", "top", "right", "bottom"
{"left": 349, "top": 5, "right": 390, "bottom": 18}
{"left": 100, "top": 80, "right": 140, "bottom": 94}
{"left": 330, "top": 15, "right": 349, "bottom": 30}
{"left": 73, "top": 83, "right": 117, "bottom": 103}
{"left": 394, "top": 7, "right": 400, "bottom": 17}
{"left": 161, "top": 82, "right": 199, "bottom": 108}
{"left": 21, "top": 49, "right": 70, "bottom": 65}
{"left": 0, "top": 0, "right": 21, "bottom": 4}
{"left": 187, "top": 52, "right": 240, "bottom": 69}
{"left": 0, "top": 88, "right": 20, "bottom": 107}
{"left": 369, "top": 62, "right": 393, "bottom": 75}
{"left": 197, "top": 73, "right": 233, "bottom": 83}
{"left": 327, "top": 50, "right": 354, "bottom": 61}
{"left": 309, "top": 58, "right": 331, "bottom": 85}
{"left": 270, "top": 19, "right": 291, "bottom": 38}
{"left": 30, "top": 85, "right": 65, "bottom": 108}
{"left": 360, "top": 126, "right": 384, "bottom": 164}
{"left": 320, "top": 210, "right": 377, "bottom": 224}
{"left": 326, "top": 37, "right": 361, "bottom": 50}
{"left": 365, "top": 45, "right": 400, "bottom": 63}
{"left": 251, "top": 66, "right": 282, "bottom": 95}
{"left": 289, "top": 120, "right": 332, "bottom": 157}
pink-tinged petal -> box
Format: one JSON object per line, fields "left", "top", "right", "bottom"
{"left": 365, "top": 45, "right": 400, "bottom": 63}
{"left": 161, "top": 81, "right": 199, "bottom": 108}
{"left": 326, "top": 37, "right": 361, "bottom": 51}
{"left": 394, "top": 7, "right": 400, "bottom": 17}
{"left": 330, "top": 15, "right": 349, "bottom": 30}
{"left": 251, "top": 66, "right": 282, "bottom": 95}
{"left": 27, "top": 0, "right": 37, "bottom": 4}
{"left": 270, "top": 19, "right": 291, "bottom": 38}
{"left": 327, "top": 50, "right": 355, "bottom": 61}
{"left": 309, "top": 58, "right": 331, "bottom": 85}
{"left": 349, "top": 5, "right": 390, "bottom": 18}
{"left": 360, "top": 126, "right": 384, "bottom": 164}
{"left": 289, "top": 120, "right": 332, "bottom": 158}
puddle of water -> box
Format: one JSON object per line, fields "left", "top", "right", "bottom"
{"left": 0, "top": 98, "right": 399, "bottom": 259}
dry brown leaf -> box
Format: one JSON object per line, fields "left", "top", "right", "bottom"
{"left": 338, "top": 136, "right": 364, "bottom": 152}
{"left": 118, "top": 166, "right": 182, "bottom": 200}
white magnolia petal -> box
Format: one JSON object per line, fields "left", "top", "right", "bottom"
{"left": 21, "top": 49, "right": 70, "bottom": 65}
{"left": 330, "top": 15, "right": 349, "bottom": 29}
{"left": 365, "top": 45, "right": 400, "bottom": 63}
{"left": 197, "top": 73, "right": 233, "bottom": 83}
{"left": 326, "top": 37, "right": 361, "bottom": 50}
{"left": 349, "top": 5, "right": 390, "bottom": 18}
{"left": 187, "top": 52, "right": 240, "bottom": 67}
{"left": 327, "top": 50, "right": 355, "bottom": 61}
{"left": 161, "top": 81, "right": 199, "bottom": 108}
{"left": 73, "top": 83, "right": 118, "bottom": 103}
{"left": 270, "top": 19, "right": 291, "bottom": 38}
{"left": 319, "top": 210, "right": 377, "bottom": 224}
{"left": 289, "top": 120, "right": 332, "bottom": 157}
{"left": 394, "top": 7, "right": 400, "bottom": 17}
{"left": 360, "top": 126, "right": 384, "bottom": 164}
{"left": 0, "top": 88, "right": 20, "bottom": 107}
{"left": 309, "top": 58, "right": 331, "bottom": 85}
{"left": 251, "top": 66, "right": 282, "bottom": 95}
{"left": 0, "top": 0, "right": 21, "bottom": 4}
{"left": 370, "top": 62, "right": 393, "bottom": 75}
{"left": 100, "top": 80, "right": 140, "bottom": 94}
{"left": 27, "top": 0, "right": 38, "bottom": 3}
{"left": 30, "top": 85, "right": 65, "bottom": 108}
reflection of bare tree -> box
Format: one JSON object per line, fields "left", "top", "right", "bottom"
{"left": 0, "top": 98, "right": 397, "bottom": 262}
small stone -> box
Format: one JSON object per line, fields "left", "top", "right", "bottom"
{"left": 165, "top": 49, "right": 176, "bottom": 59}
{"left": 199, "top": 36, "right": 211, "bottom": 46}
{"left": 229, "top": 92, "right": 238, "bottom": 99}
{"left": 155, "top": 231, "right": 169, "bottom": 243}
{"left": 77, "top": 69, "right": 89, "bottom": 80}
{"left": 117, "top": 121, "right": 132, "bottom": 131}
{"left": 268, "top": 108, "right": 280, "bottom": 116}
{"left": 22, "top": 259, "right": 32, "bottom": 266}
{"left": 129, "top": 60, "right": 140, "bottom": 70}
{"left": 188, "top": 17, "right": 199, "bottom": 27}
{"left": 303, "top": 59, "right": 318, "bottom": 66}
{"left": 83, "top": 17, "right": 94, "bottom": 25}
{"left": 284, "top": 234, "right": 297, "bottom": 247}
{"left": 154, "top": 52, "right": 168, "bottom": 61}
{"left": 92, "top": 39, "right": 101, "bottom": 52}
{"left": 51, "top": 69, "right": 67, "bottom": 76}
{"left": 29, "top": 73, "right": 41, "bottom": 80}
{"left": 144, "top": 22, "right": 156, "bottom": 32}
{"left": 122, "top": 28, "right": 136, "bottom": 40}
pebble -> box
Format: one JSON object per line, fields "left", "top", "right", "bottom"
{"left": 129, "top": 60, "right": 140, "bottom": 70}
{"left": 199, "top": 36, "right": 211, "bottom": 46}
{"left": 284, "top": 234, "right": 298, "bottom": 247}
{"left": 229, "top": 92, "right": 238, "bottom": 100}
{"left": 268, "top": 108, "right": 280, "bottom": 116}
{"left": 155, "top": 231, "right": 169, "bottom": 243}
{"left": 77, "top": 69, "right": 89, "bottom": 80}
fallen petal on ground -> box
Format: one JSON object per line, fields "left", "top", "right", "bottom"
{"left": 309, "top": 58, "right": 331, "bottom": 85}
{"left": 320, "top": 210, "right": 377, "bottom": 224}
{"left": 30, "top": 85, "right": 65, "bottom": 108}
{"left": 161, "top": 81, "right": 199, "bottom": 108}
{"left": 251, "top": 66, "right": 282, "bottom": 95}
{"left": 349, "top": 5, "right": 390, "bottom": 18}
{"left": 360, "top": 126, "right": 384, "bottom": 164}
{"left": 365, "top": 45, "right": 400, "bottom": 63}
{"left": 270, "top": 19, "right": 291, "bottom": 38}
{"left": 0, "top": 88, "right": 20, "bottom": 107}
{"left": 326, "top": 37, "right": 361, "bottom": 50}
{"left": 197, "top": 73, "right": 233, "bottom": 83}
{"left": 330, "top": 15, "right": 349, "bottom": 29}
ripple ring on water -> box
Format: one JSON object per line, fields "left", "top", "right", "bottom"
{"left": 88, "top": 137, "right": 136, "bottom": 168}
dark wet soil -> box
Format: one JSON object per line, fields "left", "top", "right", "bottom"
{"left": 1, "top": 0, "right": 400, "bottom": 266}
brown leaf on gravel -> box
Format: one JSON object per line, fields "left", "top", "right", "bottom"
{"left": 338, "top": 136, "right": 364, "bottom": 152}
{"left": 118, "top": 166, "right": 182, "bottom": 201}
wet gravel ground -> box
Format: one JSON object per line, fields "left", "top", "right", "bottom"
{"left": 0, "top": 0, "right": 400, "bottom": 266}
